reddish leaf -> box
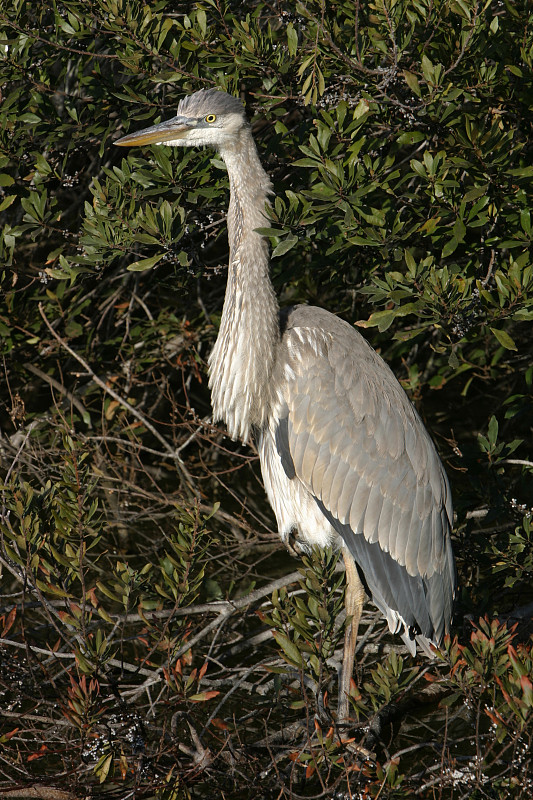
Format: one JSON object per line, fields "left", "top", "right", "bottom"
{"left": 520, "top": 675, "right": 533, "bottom": 704}
{"left": 1, "top": 607, "right": 16, "bottom": 637}
{"left": 86, "top": 586, "right": 99, "bottom": 607}
{"left": 189, "top": 690, "right": 219, "bottom": 702}
{"left": 210, "top": 718, "right": 229, "bottom": 730}
{"left": 198, "top": 661, "right": 208, "bottom": 681}
{"left": 28, "top": 744, "right": 48, "bottom": 762}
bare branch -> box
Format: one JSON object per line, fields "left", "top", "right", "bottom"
{"left": 38, "top": 302, "right": 199, "bottom": 495}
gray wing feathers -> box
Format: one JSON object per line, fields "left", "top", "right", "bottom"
{"left": 274, "top": 306, "right": 455, "bottom": 644}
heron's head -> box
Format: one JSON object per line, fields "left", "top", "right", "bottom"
{"left": 115, "top": 89, "right": 247, "bottom": 151}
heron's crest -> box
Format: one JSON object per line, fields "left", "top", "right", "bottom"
{"left": 177, "top": 88, "right": 245, "bottom": 119}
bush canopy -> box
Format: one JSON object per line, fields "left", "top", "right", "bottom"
{"left": 0, "top": 0, "right": 532, "bottom": 797}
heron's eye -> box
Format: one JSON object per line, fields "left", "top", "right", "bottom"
{"left": 205, "top": 114, "right": 217, "bottom": 123}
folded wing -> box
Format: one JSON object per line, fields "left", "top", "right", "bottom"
{"left": 274, "top": 306, "right": 456, "bottom": 651}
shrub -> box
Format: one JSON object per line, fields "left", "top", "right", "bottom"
{"left": 0, "top": 0, "right": 532, "bottom": 796}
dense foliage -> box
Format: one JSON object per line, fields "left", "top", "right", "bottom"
{"left": 0, "top": 0, "right": 532, "bottom": 797}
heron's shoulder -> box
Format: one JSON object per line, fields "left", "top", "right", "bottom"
{"left": 279, "top": 304, "right": 386, "bottom": 372}
{"left": 280, "top": 304, "right": 365, "bottom": 351}
{"left": 282, "top": 304, "right": 354, "bottom": 335}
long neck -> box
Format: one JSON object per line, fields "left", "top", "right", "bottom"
{"left": 208, "top": 126, "right": 280, "bottom": 441}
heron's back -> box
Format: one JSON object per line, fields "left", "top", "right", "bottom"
{"left": 260, "top": 304, "right": 456, "bottom": 652}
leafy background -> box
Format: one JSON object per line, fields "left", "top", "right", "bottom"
{"left": 0, "top": 0, "right": 532, "bottom": 797}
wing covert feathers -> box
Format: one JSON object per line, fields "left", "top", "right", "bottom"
{"left": 273, "top": 305, "right": 456, "bottom": 648}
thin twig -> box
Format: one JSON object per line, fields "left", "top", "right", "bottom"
{"left": 296, "top": 1, "right": 386, "bottom": 77}
{"left": 24, "top": 363, "right": 91, "bottom": 428}
{"left": 172, "top": 569, "right": 303, "bottom": 660}
{"left": 199, "top": 662, "right": 258, "bottom": 737}
{"left": 123, "top": 569, "right": 302, "bottom": 701}
{"left": 0, "top": 637, "right": 159, "bottom": 678}
{"left": 0, "top": 789, "right": 78, "bottom": 799}
{"left": 1, "top": 422, "right": 39, "bottom": 495}
{"left": 37, "top": 302, "right": 199, "bottom": 495}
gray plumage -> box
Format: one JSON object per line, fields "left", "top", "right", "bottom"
{"left": 177, "top": 88, "right": 245, "bottom": 119}
{"left": 263, "top": 306, "right": 454, "bottom": 651}
{"left": 116, "top": 89, "right": 456, "bottom": 720}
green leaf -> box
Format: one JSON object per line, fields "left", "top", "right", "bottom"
{"left": 127, "top": 254, "right": 164, "bottom": 272}
{"left": 421, "top": 55, "right": 435, "bottom": 83}
{"left": 293, "top": 157, "right": 320, "bottom": 168}
{"left": 19, "top": 112, "right": 41, "bottom": 124}
{"left": 487, "top": 415, "right": 498, "bottom": 446}
{"left": 410, "top": 159, "right": 427, "bottom": 178}
{"left": 353, "top": 98, "right": 369, "bottom": 119}
{"left": 520, "top": 209, "right": 531, "bottom": 235}
{"left": 95, "top": 752, "right": 113, "bottom": 783}
{"left": 509, "top": 166, "right": 533, "bottom": 178}
{"left": 463, "top": 185, "right": 488, "bottom": 203}
{"left": 0, "top": 195, "right": 16, "bottom": 212}
{"left": 442, "top": 237, "right": 459, "bottom": 258}
{"left": 287, "top": 22, "right": 298, "bottom": 56}
{"left": 513, "top": 308, "right": 533, "bottom": 321}
{"left": 272, "top": 235, "right": 298, "bottom": 258}
{"left": 403, "top": 70, "right": 421, "bottom": 97}
{"left": 397, "top": 130, "right": 425, "bottom": 145}
{"left": 272, "top": 631, "right": 304, "bottom": 667}
{"left": 254, "top": 227, "right": 286, "bottom": 237}
{"left": 359, "top": 309, "right": 396, "bottom": 332}
{"left": 490, "top": 328, "right": 517, "bottom": 351}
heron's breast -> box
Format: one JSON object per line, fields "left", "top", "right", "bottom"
{"left": 258, "top": 427, "right": 339, "bottom": 553}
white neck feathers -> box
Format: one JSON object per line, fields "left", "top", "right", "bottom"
{"left": 207, "top": 128, "right": 279, "bottom": 441}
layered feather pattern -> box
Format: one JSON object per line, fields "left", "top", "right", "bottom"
{"left": 270, "top": 305, "right": 456, "bottom": 650}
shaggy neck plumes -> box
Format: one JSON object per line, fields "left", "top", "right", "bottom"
{"left": 207, "top": 126, "right": 280, "bottom": 441}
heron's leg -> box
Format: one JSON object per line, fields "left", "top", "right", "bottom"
{"left": 337, "top": 548, "right": 365, "bottom": 724}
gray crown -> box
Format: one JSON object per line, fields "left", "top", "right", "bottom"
{"left": 177, "top": 88, "right": 245, "bottom": 119}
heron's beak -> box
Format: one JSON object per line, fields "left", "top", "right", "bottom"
{"left": 114, "top": 116, "right": 194, "bottom": 147}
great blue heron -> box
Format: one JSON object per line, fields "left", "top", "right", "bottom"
{"left": 115, "top": 88, "right": 456, "bottom": 722}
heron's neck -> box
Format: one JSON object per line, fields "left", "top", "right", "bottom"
{"left": 208, "top": 128, "right": 280, "bottom": 441}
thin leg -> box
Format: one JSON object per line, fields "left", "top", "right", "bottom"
{"left": 337, "top": 548, "right": 365, "bottom": 724}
